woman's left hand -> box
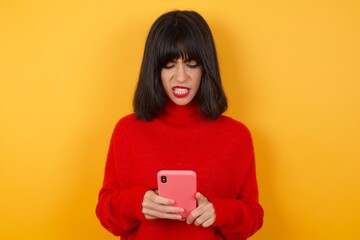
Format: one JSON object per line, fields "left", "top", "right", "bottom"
{"left": 186, "top": 192, "right": 216, "bottom": 227}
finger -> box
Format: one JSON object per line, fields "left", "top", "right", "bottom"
{"left": 142, "top": 200, "right": 184, "bottom": 219}
{"left": 186, "top": 212, "right": 196, "bottom": 224}
{"left": 142, "top": 200, "right": 184, "bottom": 214}
{"left": 193, "top": 208, "right": 215, "bottom": 227}
{"left": 201, "top": 216, "right": 216, "bottom": 228}
{"left": 186, "top": 206, "right": 202, "bottom": 225}
{"left": 187, "top": 193, "right": 206, "bottom": 224}
{"left": 194, "top": 209, "right": 213, "bottom": 227}
{"left": 146, "top": 190, "right": 175, "bottom": 205}
{"left": 143, "top": 190, "right": 184, "bottom": 220}
{"left": 143, "top": 207, "right": 183, "bottom": 220}
{"left": 188, "top": 193, "right": 216, "bottom": 227}
{"left": 195, "top": 192, "right": 204, "bottom": 201}
{"left": 195, "top": 192, "right": 208, "bottom": 206}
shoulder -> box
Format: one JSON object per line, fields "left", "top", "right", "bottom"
{"left": 109, "top": 113, "right": 147, "bottom": 144}
{"left": 213, "top": 115, "right": 254, "bottom": 144}
{"left": 215, "top": 115, "right": 255, "bottom": 154}
{"left": 111, "top": 113, "right": 141, "bottom": 135}
{"left": 216, "top": 115, "right": 251, "bottom": 134}
{"left": 116, "top": 113, "right": 138, "bottom": 126}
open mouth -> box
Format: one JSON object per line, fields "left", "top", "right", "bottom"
{"left": 172, "top": 87, "right": 190, "bottom": 98}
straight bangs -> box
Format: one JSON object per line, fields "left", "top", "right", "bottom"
{"left": 134, "top": 10, "right": 227, "bottom": 121}
{"left": 157, "top": 28, "right": 203, "bottom": 69}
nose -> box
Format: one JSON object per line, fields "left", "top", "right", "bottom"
{"left": 174, "top": 63, "right": 187, "bottom": 83}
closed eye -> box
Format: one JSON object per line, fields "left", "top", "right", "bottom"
{"left": 163, "top": 61, "right": 176, "bottom": 69}
{"left": 186, "top": 60, "right": 200, "bottom": 68}
{"left": 162, "top": 59, "right": 201, "bottom": 69}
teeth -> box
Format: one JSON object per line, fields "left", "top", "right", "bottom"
{"left": 173, "top": 88, "right": 189, "bottom": 94}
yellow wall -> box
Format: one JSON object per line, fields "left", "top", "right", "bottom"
{"left": 1, "top": 0, "right": 359, "bottom": 239}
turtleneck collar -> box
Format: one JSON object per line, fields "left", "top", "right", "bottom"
{"left": 159, "top": 99, "right": 206, "bottom": 127}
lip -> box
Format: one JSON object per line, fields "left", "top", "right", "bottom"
{"left": 172, "top": 86, "right": 190, "bottom": 98}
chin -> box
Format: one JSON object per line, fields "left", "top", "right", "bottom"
{"left": 174, "top": 101, "right": 189, "bottom": 106}
{"left": 169, "top": 96, "right": 194, "bottom": 106}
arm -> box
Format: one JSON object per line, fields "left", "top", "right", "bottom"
{"left": 95, "top": 138, "right": 148, "bottom": 236}
{"left": 211, "top": 156, "right": 263, "bottom": 240}
{"left": 96, "top": 122, "right": 185, "bottom": 236}
{"left": 187, "top": 127, "right": 264, "bottom": 239}
{"left": 187, "top": 166, "right": 263, "bottom": 240}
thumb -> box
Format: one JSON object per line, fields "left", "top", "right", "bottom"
{"left": 195, "top": 192, "right": 207, "bottom": 204}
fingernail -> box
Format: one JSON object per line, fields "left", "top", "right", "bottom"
{"left": 179, "top": 208, "right": 184, "bottom": 213}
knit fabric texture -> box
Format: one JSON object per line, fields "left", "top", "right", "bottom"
{"left": 96, "top": 101, "right": 263, "bottom": 240}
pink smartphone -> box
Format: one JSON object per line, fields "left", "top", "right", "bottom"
{"left": 157, "top": 170, "right": 197, "bottom": 217}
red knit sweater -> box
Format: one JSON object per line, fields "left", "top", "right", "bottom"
{"left": 96, "top": 101, "right": 263, "bottom": 239}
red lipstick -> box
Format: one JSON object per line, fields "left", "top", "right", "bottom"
{"left": 172, "top": 86, "right": 190, "bottom": 98}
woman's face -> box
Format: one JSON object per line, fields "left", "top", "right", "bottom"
{"left": 161, "top": 58, "right": 202, "bottom": 106}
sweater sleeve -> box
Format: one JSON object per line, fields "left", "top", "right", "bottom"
{"left": 211, "top": 127, "right": 264, "bottom": 240}
{"left": 95, "top": 121, "right": 148, "bottom": 236}
{"left": 211, "top": 163, "right": 264, "bottom": 239}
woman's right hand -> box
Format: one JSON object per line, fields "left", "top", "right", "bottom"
{"left": 142, "top": 190, "right": 184, "bottom": 220}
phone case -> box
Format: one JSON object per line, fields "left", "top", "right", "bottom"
{"left": 157, "top": 170, "right": 197, "bottom": 217}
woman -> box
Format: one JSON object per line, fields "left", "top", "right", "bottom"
{"left": 96, "top": 10, "right": 263, "bottom": 239}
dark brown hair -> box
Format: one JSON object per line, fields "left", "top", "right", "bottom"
{"left": 133, "top": 10, "right": 227, "bottom": 121}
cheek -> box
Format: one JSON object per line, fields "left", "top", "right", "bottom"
{"left": 160, "top": 73, "right": 171, "bottom": 93}
{"left": 161, "top": 70, "right": 172, "bottom": 83}
{"left": 195, "top": 72, "right": 202, "bottom": 88}
{"left": 160, "top": 72, "right": 167, "bottom": 86}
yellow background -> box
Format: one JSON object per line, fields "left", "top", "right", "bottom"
{"left": 1, "top": 0, "right": 359, "bottom": 239}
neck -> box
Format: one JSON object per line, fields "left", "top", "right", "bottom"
{"left": 159, "top": 99, "right": 205, "bottom": 127}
